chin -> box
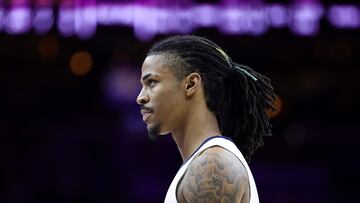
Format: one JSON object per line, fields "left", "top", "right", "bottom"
{"left": 147, "top": 122, "right": 170, "bottom": 140}
{"left": 147, "top": 123, "right": 161, "bottom": 140}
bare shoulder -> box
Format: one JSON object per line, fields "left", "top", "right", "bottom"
{"left": 177, "top": 146, "right": 250, "bottom": 203}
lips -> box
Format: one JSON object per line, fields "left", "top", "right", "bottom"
{"left": 142, "top": 112, "right": 152, "bottom": 122}
{"left": 140, "top": 109, "right": 153, "bottom": 122}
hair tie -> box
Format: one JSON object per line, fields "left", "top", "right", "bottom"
{"left": 215, "top": 47, "right": 231, "bottom": 66}
{"left": 215, "top": 47, "right": 257, "bottom": 81}
{"left": 234, "top": 65, "right": 258, "bottom": 81}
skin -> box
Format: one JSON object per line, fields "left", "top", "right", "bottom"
{"left": 177, "top": 147, "right": 250, "bottom": 203}
{"left": 137, "top": 55, "right": 250, "bottom": 203}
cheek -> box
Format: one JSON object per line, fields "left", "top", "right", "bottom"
{"left": 154, "top": 89, "right": 183, "bottom": 120}
{"left": 162, "top": 92, "right": 185, "bottom": 122}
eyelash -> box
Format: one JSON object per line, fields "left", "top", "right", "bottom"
{"left": 148, "top": 79, "right": 157, "bottom": 87}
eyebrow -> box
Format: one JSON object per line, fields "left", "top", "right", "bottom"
{"left": 141, "top": 73, "right": 159, "bottom": 82}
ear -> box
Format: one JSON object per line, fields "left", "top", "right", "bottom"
{"left": 184, "top": 72, "right": 201, "bottom": 97}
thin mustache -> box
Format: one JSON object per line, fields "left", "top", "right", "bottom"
{"left": 140, "top": 106, "right": 153, "bottom": 112}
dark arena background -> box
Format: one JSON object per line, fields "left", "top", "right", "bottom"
{"left": 0, "top": 0, "right": 359, "bottom": 202}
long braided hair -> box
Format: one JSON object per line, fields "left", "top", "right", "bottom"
{"left": 147, "top": 35, "right": 276, "bottom": 162}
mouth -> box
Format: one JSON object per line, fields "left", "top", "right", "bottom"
{"left": 140, "top": 108, "right": 153, "bottom": 123}
{"left": 142, "top": 112, "right": 152, "bottom": 122}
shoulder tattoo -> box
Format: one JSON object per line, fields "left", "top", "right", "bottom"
{"left": 177, "top": 147, "right": 250, "bottom": 203}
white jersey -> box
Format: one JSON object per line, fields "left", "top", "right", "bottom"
{"left": 164, "top": 136, "right": 259, "bottom": 203}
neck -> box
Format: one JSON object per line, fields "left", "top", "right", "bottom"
{"left": 171, "top": 104, "right": 221, "bottom": 163}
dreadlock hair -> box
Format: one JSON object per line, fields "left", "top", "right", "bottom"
{"left": 147, "top": 35, "right": 276, "bottom": 162}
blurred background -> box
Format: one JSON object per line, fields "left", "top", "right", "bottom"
{"left": 0, "top": 0, "right": 359, "bottom": 202}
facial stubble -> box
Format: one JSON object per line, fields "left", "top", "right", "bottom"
{"left": 148, "top": 123, "right": 161, "bottom": 140}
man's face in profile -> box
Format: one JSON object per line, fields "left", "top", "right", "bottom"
{"left": 136, "top": 55, "right": 187, "bottom": 140}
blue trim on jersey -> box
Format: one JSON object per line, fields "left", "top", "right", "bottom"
{"left": 179, "top": 135, "right": 234, "bottom": 168}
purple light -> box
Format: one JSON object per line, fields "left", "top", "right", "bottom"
{"left": 97, "top": 4, "right": 114, "bottom": 25}
{"left": 113, "top": 5, "right": 135, "bottom": 26}
{"left": 0, "top": 3, "right": 358, "bottom": 39}
{"left": 133, "top": 6, "right": 157, "bottom": 41}
{"left": 152, "top": 8, "right": 168, "bottom": 34}
{"left": 248, "top": 7, "right": 268, "bottom": 36}
{"left": 96, "top": 4, "right": 109, "bottom": 25}
{"left": 5, "top": 7, "right": 31, "bottom": 34}
{"left": 328, "top": 5, "right": 360, "bottom": 28}
{"left": 289, "top": 3, "right": 324, "bottom": 36}
{"left": 103, "top": 65, "right": 140, "bottom": 105}
{"left": 75, "top": 6, "right": 97, "bottom": 39}
{"left": 58, "top": 7, "right": 75, "bottom": 37}
{"left": 33, "top": 7, "right": 54, "bottom": 34}
{"left": 191, "top": 4, "right": 217, "bottom": 27}
{"left": 164, "top": 9, "right": 194, "bottom": 34}
{"left": 97, "top": 4, "right": 135, "bottom": 26}
{"left": 0, "top": 7, "right": 4, "bottom": 31}
{"left": 218, "top": 8, "right": 248, "bottom": 34}
{"left": 267, "top": 4, "right": 287, "bottom": 28}
{"left": 218, "top": 7, "right": 268, "bottom": 36}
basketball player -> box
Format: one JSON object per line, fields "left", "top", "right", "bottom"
{"left": 136, "top": 36, "right": 276, "bottom": 203}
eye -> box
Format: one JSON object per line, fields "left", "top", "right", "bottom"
{"left": 148, "top": 79, "right": 157, "bottom": 87}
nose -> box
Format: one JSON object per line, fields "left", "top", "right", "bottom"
{"left": 136, "top": 88, "right": 149, "bottom": 105}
